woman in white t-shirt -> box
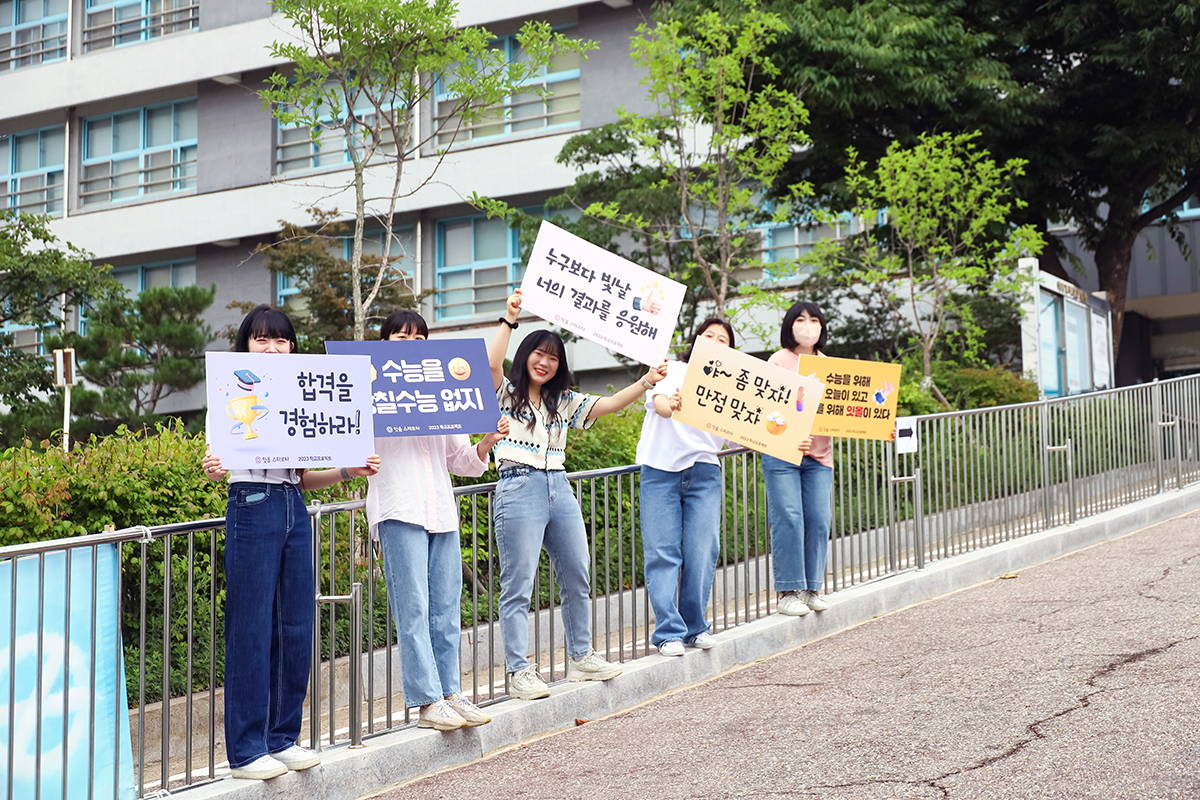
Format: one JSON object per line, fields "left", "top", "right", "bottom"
{"left": 636, "top": 318, "right": 735, "bottom": 657}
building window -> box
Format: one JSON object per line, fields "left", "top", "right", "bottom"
{"left": 1179, "top": 192, "right": 1200, "bottom": 219}
{"left": 81, "top": 99, "right": 197, "bottom": 207}
{"left": 435, "top": 32, "right": 581, "bottom": 147}
{"left": 0, "top": 0, "right": 67, "bottom": 73}
{"left": 277, "top": 226, "right": 415, "bottom": 309}
{"left": 83, "top": 0, "right": 198, "bottom": 52}
{"left": 756, "top": 214, "right": 857, "bottom": 282}
{"left": 275, "top": 94, "right": 403, "bottom": 174}
{"left": 112, "top": 259, "right": 197, "bottom": 295}
{"left": 1, "top": 124, "right": 64, "bottom": 215}
{"left": 435, "top": 214, "right": 524, "bottom": 320}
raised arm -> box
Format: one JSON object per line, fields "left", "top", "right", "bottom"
{"left": 587, "top": 361, "right": 668, "bottom": 420}
{"left": 489, "top": 290, "right": 522, "bottom": 391}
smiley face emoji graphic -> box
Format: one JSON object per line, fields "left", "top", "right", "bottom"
{"left": 448, "top": 357, "right": 471, "bottom": 381}
{"left": 764, "top": 410, "right": 788, "bottom": 436}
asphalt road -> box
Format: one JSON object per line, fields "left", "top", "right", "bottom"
{"left": 366, "top": 509, "right": 1200, "bottom": 800}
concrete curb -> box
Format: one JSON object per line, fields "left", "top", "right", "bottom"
{"left": 181, "top": 483, "right": 1200, "bottom": 800}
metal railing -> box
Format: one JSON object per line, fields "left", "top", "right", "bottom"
{"left": 3, "top": 374, "right": 1200, "bottom": 799}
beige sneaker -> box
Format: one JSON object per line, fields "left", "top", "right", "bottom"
{"left": 417, "top": 698, "right": 466, "bottom": 731}
{"left": 230, "top": 754, "right": 287, "bottom": 780}
{"left": 271, "top": 744, "right": 319, "bottom": 771}
{"left": 566, "top": 649, "right": 621, "bottom": 682}
{"left": 803, "top": 590, "right": 829, "bottom": 611}
{"left": 446, "top": 693, "right": 491, "bottom": 726}
{"left": 508, "top": 665, "right": 550, "bottom": 699}
{"left": 778, "top": 591, "right": 811, "bottom": 616}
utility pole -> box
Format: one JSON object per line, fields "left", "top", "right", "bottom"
{"left": 53, "top": 347, "right": 77, "bottom": 452}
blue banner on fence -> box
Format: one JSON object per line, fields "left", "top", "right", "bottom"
{"left": 0, "top": 544, "right": 135, "bottom": 800}
{"left": 326, "top": 338, "right": 501, "bottom": 437}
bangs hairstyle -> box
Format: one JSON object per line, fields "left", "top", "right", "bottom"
{"left": 682, "top": 317, "right": 737, "bottom": 362}
{"left": 780, "top": 301, "right": 828, "bottom": 352}
{"left": 508, "top": 330, "right": 572, "bottom": 428}
{"left": 380, "top": 309, "right": 428, "bottom": 340}
{"left": 234, "top": 304, "right": 297, "bottom": 353}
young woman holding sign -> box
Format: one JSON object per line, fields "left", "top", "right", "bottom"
{"left": 200, "top": 304, "right": 380, "bottom": 780}
{"left": 365, "top": 309, "right": 510, "bottom": 731}
{"left": 488, "top": 289, "right": 668, "bottom": 699}
{"left": 762, "top": 301, "right": 835, "bottom": 617}
{"left": 636, "top": 318, "right": 735, "bottom": 657}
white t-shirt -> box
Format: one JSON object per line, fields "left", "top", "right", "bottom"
{"left": 635, "top": 360, "right": 726, "bottom": 473}
{"left": 366, "top": 434, "right": 489, "bottom": 537}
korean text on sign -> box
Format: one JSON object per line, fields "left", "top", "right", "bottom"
{"left": 797, "top": 355, "right": 903, "bottom": 440}
{"left": 325, "top": 338, "right": 502, "bottom": 437}
{"left": 673, "top": 338, "right": 825, "bottom": 466}
{"left": 520, "top": 220, "right": 687, "bottom": 367}
{"left": 205, "top": 352, "right": 374, "bottom": 469}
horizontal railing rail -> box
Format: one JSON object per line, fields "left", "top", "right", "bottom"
{"left": 4, "top": 374, "right": 1200, "bottom": 799}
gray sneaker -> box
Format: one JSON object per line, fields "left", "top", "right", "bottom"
{"left": 566, "top": 649, "right": 622, "bottom": 682}
{"left": 803, "top": 590, "right": 829, "bottom": 611}
{"left": 446, "top": 693, "right": 491, "bottom": 726}
{"left": 778, "top": 591, "right": 811, "bottom": 616}
{"left": 508, "top": 665, "right": 551, "bottom": 699}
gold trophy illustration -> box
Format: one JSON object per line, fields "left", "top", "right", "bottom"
{"left": 227, "top": 395, "right": 269, "bottom": 440}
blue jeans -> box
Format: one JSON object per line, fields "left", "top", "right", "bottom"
{"left": 639, "top": 463, "right": 722, "bottom": 646}
{"left": 493, "top": 467, "right": 593, "bottom": 673}
{"left": 762, "top": 455, "right": 834, "bottom": 592}
{"left": 377, "top": 520, "right": 462, "bottom": 707}
{"left": 223, "top": 482, "right": 313, "bottom": 768}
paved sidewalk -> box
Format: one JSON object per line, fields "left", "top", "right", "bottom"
{"left": 368, "top": 510, "right": 1200, "bottom": 800}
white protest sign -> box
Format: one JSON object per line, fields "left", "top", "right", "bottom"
{"left": 520, "top": 220, "right": 686, "bottom": 367}
{"left": 205, "top": 352, "right": 374, "bottom": 470}
{"left": 894, "top": 416, "right": 919, "bottom": 454}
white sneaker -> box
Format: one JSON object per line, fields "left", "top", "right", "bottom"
{"left": 271, "top": 744, "right": 319, "bottom": 771}
{"left": 566, "top": 649, "right": 622, "bottom": 682}
{"left": 508, "top": 665, "right": 551, "bottom": 699}
{"left": 230, "top": 754, "right": 287, "bottom": 780}
{"left": 686, "top": 632, "right": 717, "bottom": 649}
{"left": 417, "top": 698, "right": 467, "bottom": 730}
{"left": 657, "top": 640, "right": 685, "bottom": 657}
{"left": 803, "top": 590, "right": 829, "bottom": 611}
{"left": 446, "top": 693, "right": 491, "bottom": 726}
{"left": 778, "top": 592, "right": 811, "bottom": 616}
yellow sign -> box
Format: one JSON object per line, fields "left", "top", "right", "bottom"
{"left": 675, "top": 338, "right": 825, "bottom": 466}
{"left": 797, "top": 355, "right": 903, "bottom": 440}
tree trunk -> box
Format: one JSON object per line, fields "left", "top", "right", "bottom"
{"left": 1092, "top": 234, "right": 1134, "bottom": 363}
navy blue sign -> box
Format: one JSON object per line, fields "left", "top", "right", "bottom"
{"left": 325, "top": 338, "right": 501, "bottom": 437}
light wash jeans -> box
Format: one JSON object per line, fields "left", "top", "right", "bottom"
{"left": 377, "top": 520, "right": 462, "bottom": 707}
{"left": 639, "top": 463, "right": 722, "bottom": 646}
{"left": 223, "top": 482, "right": 312, "bottom": 768}
{"left": 762, "top": 454, "right": 834, "bottom": 592}
{"left": 493, "top": 467, "right": 593, "bottom": 673}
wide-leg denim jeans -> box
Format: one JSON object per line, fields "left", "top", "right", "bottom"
{"left": 377, "top": 520, "right": 462, "bottom": 707}
{"left": 639, "top": 463, "right": 722, "bottom": 646}
{"left": 223, "top": 482, "right": 312, "bottom": 768}
{"left": 762, "top": 455, "right": 834, "bottom": 592}
{"left": 493, "top": 467, "right": 593, "bottom": 673}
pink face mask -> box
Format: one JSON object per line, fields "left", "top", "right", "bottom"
{"left": 793, "top": 324, "right": 821, "bottom": 347}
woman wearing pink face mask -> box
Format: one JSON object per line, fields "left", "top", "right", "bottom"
{"left": 762, "top": 301, "right": 834, "bottom": 617}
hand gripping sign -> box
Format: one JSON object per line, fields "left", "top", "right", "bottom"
{"left": 326, "top": 338, "right": 502, "bottom": 437}
{"left": 205, "top": 352, "right": 374, "bottom": 469}
{"left": 520, "top": 220, "right": 686, "bottom": 367}
{"left": 673, "top": 338, "right": 826, "bottom": 466}
{"left": 797, "top": 355, "right": 903, "bottom": 440}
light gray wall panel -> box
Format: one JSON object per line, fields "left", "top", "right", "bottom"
{"left": 196, "top": 241, "right": 275, "bottom": 347}
{"left": 203, "top": 0, "right": 275, "bottom": 29}
{"left": 197, "top": 72, "right": 275, "bottom": 193}
{"left": 578, "top": 1, "right": 654, "bottom": 128}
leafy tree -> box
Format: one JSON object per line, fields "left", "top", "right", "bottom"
{"left": 253, "top": 209, "right": 423, "bottom": 351}
{"left": 0, "top": 210, "right": 118, "bottom": 405}
{"left": 262, "top": 0, "right": 592, "bottom": 341}
{"left": 804, "top": 132, "right": 1044, "bottom": 401}
{"left": 51, "top": 285, "right": 216, "bottom": 422}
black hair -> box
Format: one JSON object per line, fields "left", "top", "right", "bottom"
{"left": 682, "top": 317, "right": 737, "bottom": 363}
{"left": 507, "top": 330, "right": 572, "bottom": 428}
{"left": 780, "top": 301, "right": 828, "bottom": 353}
{"left": 380, "top": 309, "right": 428, "bottom": 340}
{"left": 234, "top": 304, "right": 297, "bottom": 353}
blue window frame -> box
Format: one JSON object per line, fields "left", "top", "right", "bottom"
{"left": 275, "top": 92, "right": 402, "bottom": 174}
{"left": 435, "top": 214, "right": 526, "bottom": 320}
{"left": 277, "top": 226, "right": 415, "bottom": 308}
{"left": 0, "top": 123, "right": 64, "bottom": 215}
{"left": 1179, "top": 191, "right": 1200, "bottom": 219}
{"left": 83, "top": 0, "right": 198, "bottom": 52}
{"left": 753, "top": 212, "right": 859, "bottom": 283}
{"left": 0, "top": 0, "right": 67, "bottom": 73}
{"left": 112, "top": 259, "right": 196, "bottom": 295}
{"left": 81, "top": 99, "right": 197, "bottom": 207}
{"left": 434, "top": 31, "right": 581, "bottom": 147}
